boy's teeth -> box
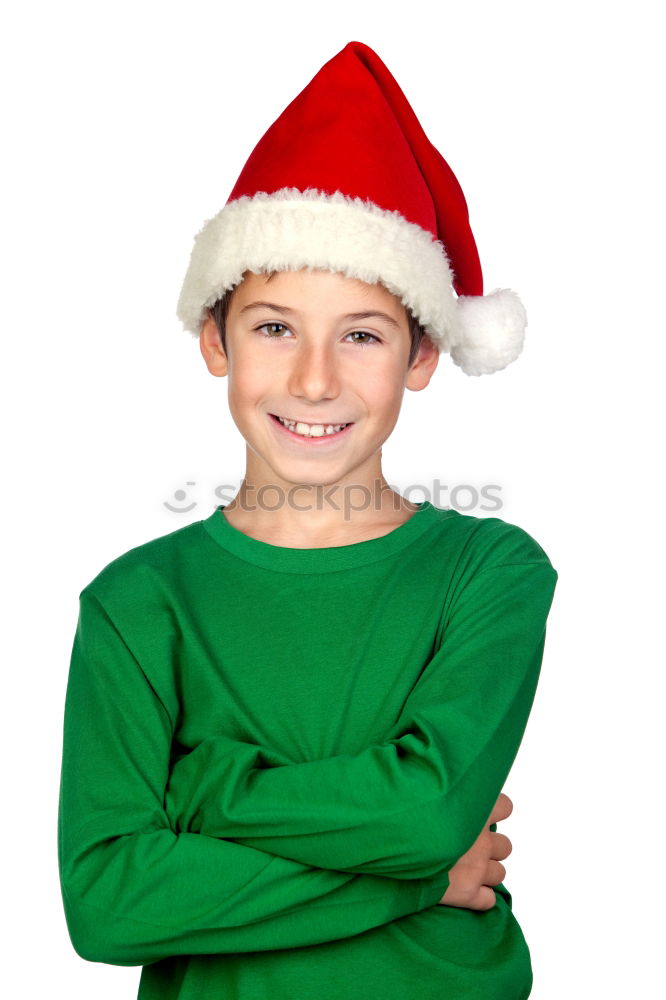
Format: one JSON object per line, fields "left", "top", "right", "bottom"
{"left": 276, "top": 415, "right": 349, "bottom": 437}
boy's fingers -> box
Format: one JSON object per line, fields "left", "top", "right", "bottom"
{"left": 485, "top": 860, "right": 507, "bottom": 886}
{"left": 490, "top": 831, "right": 513, "bottom": 860}
{"left": 472, "top": 886, "right": 498, "bottom": 911}
{"left": 488, "top": 791, "right": 514, "bottom": 825}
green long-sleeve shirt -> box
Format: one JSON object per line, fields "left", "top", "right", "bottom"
{"left": 58, "top": 499, "right": 558, "bottom": 999}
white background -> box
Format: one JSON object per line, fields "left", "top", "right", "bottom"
{"left": 2, "top": 0, "right": 664, "bottom": 996}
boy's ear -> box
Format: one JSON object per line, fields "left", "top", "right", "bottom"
{"left": 404, "top": 336, "right": 440, "bottom": 392}
{"left": 199, "top": 315, "right": 229, "bottom": 377}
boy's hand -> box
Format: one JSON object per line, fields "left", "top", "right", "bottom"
{"left": 437, "top": 792, "right": 513, "bottom": 911}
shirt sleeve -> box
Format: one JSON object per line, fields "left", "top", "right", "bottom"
{"left": 165, "top": 528, "right": 558, "bottom": 882}
{"left": 57, "top": 590, "right": 448, "bottom": 968}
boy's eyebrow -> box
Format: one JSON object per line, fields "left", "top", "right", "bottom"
{"left": 238, "top": 301, "right": 402, "bottom": 331}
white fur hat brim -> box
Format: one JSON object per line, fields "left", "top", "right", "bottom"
{"left": 176, "top": 188, "right": 526, "bottom": 376}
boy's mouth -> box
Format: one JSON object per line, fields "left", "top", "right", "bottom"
{"left": 269, "top": 413, "right": 354, "bottom": 440}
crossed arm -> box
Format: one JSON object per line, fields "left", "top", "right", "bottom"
{"left": 164, "top": 559, "right": 555, "bottom": 879}
{"left": 58, "top": 591, "right": 448, "bottom": 967}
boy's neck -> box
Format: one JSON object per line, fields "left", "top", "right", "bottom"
{"left": 221, "top": 479, "right": 421, "bottom": 548}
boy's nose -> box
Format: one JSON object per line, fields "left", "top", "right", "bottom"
{"left": 286, "top": 343, "right": 342, "bottom": 402}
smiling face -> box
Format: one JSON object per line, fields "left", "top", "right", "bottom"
{"left": 199, "top": 268, "right": 439, "bottom": 505}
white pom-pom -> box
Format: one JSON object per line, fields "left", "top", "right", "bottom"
{"left": 449, "top": 288, "right": 527, "bottom": 376}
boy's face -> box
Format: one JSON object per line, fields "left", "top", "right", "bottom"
{"left": 199, "top": 268, "right": 439, "bottom": 496}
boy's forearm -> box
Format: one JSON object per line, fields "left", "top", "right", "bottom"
{"left": 60, "top": 824, "right": 444, "bottom": 965}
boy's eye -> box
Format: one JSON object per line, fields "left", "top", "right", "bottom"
{"left": 255, "top": 323, "right": 379, "bottom": 346}
{"left": 257, "top": 322, "right": 290, "bottom": 338}
{"left": 346, "top": 331, "right": 379, "bottom": 346}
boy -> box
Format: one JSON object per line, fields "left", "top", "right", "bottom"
{"left": 58, "top": 41, "right": 557, "bottom": 999}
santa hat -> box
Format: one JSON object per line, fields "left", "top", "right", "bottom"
{"left": 176, "top": 41, "right": 526, "bottom": 376}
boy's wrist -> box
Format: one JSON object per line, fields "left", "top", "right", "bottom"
{"left": 419, "top": 871, "right": 451, "bottom": 909}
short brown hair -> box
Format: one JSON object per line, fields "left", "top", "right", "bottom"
{"left": 206, "top": 270, "right": 430, "bottom": 370}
